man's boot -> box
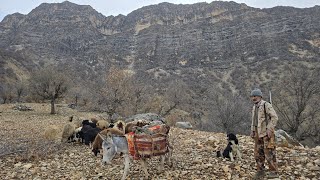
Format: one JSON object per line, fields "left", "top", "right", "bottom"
{"left": 253, "top": 170, "right": 265, "bottom": 180}
{"left": 267, "top": 171, "right": 279, "bottom": 178}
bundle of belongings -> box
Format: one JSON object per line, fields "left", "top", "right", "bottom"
{"left": 126, "top": 122, "right": 170, "bottom": 160}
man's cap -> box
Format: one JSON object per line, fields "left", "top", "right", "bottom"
{"left": 251, "top": 88, "right": 262, "bottom": 97}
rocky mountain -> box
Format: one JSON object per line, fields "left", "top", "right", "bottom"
{"left": 1, "top": 1, "right": 319, "bottom": 86}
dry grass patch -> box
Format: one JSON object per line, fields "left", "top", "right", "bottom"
{"left": 0, "top": 103, "right": 96, "bottom": 162}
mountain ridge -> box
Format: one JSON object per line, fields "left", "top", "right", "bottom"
{"left": 1, "top": 1, "right": 319, "bottom": 89}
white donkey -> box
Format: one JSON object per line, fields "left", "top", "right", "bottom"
{"left": 99, "top": 133, "right": 171, "bottom": 180}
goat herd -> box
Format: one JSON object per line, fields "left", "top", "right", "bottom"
{"left": 55, "top": 116, "right": 172, "bottom": 180}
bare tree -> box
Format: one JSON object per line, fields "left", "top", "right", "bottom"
{"left": 0, "top": 83, "right": 14, "bottom": 104}
{"left": 99, "top": 67, "right": 134, "bottom": 119}
{"left": 208, "top": 91, "right": 251, "bottom": 134}
{"left": 273, "top": 64, "right": 320, "bottom": 141}
{"left": 126, "top": 80, "right": 150, "bottom": 115}
{"left": 28, "top": 68, "right": 69, "bottom": 114}
{"left": 199, "top": 82, "right": 251, "bottom": 134}
{"left": 161, "top": 79, "right": 190, "bottom": 117}
{"left": 15, "top": 80, "right": 27, "bottom": 102}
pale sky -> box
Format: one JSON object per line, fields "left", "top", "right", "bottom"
{"left": 1, "top": 0, "right": 319, "bottom": 21}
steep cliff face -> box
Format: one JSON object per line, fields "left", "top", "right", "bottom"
{"left": 0, "top": 1, "right": 319, "bottom": 93}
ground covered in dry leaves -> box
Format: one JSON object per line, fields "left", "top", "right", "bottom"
{"left": 0, "top": 103, "right": 319, "bottom": 180}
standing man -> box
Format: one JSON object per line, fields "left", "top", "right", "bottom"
{"left": 250, "top": 88, "right": 279, "bottom": 179}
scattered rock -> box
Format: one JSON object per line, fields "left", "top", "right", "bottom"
{"left": 23, "top": 163, "right": 33, "bottom": 169}
{"left": 175, "top": 121, "right": 193, "bottom": 129}
{"left": 13, "top": 104, "right": 33, "bottom": 111}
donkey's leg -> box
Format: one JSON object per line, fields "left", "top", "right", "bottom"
{"left": 121, "top": 154, "right": 130, "bottom": 180}
{"left": 158, "top": 155, "right": 165, "bottom": 171}
{"left": 165, "top": 150, "right": 173, "bottom": 167}
{"left": 237, "top": 149, "right": 242, "bottom": 160}
{"left": 140, "top": 158, "right": 149, "bottom": 179}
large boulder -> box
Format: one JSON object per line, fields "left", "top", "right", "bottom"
{"left": 275, "top": 129, "right": 303, "bottom": 148}
{"left": 125, "top": 113, "right": 164, "bottom": 123}
{"left": 175, "top": 121, "right": 193, "bottom": 129}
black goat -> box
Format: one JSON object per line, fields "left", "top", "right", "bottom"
{"left": 80, "top": 125, "right": 101, "bottom": 145}
{"left": 82, "top": 119, "right": 97, "bottom": 128}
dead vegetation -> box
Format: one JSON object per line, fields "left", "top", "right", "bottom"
{"left": 0, "top": 103, "right": 96, "bottom": 161}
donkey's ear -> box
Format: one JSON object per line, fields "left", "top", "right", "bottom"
{"left": 98, "top": 133, "right": 107, "bottom": 141}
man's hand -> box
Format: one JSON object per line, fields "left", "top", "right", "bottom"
{"left": 267, "top": 129, "right": 273, "bottom": 138}
{"left": 250, "top": 131, "right": 255, "bottom": 138}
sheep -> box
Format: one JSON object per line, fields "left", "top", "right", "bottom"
{"left": 44, "top": 125, "right": 61, "bottom": 141}
{"left": 61, "top": 123, "right": 76, "bottom": 143}
{"left": 69, "top": 115, "right": 82, "bottom": 128}
{"left": 92, "top": 128, "right": 125, "bottom": 156}
{"left": 96, "top": 120, "right": 109, "bottom": 130}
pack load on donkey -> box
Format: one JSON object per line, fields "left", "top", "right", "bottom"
{"left": 126, "top": 124, "right": 170, "bottom": 160}
{"left": 99, "top": 120, "right": 172, "bottom": 180}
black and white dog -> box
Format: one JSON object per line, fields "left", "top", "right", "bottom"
{"left": 216, "top": 133, "right": 242, "bottom": 161}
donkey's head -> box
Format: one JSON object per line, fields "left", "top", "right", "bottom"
{"left": 99, "top": 133, "right": 117, "bottom": 164}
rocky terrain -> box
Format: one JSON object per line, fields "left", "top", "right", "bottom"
{"left": 0, "top": 103, "right": 319, "bottom": 179}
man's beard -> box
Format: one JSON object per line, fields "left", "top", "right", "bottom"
{"left": 253, "top": 99, "right": 261, "bottom": 104}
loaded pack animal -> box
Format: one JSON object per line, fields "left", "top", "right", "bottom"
{"left": 216, "top": 133, "right": 242, "bottom": 161}
{"left": 99, "top": 122, "right": 172, "bottom": 180}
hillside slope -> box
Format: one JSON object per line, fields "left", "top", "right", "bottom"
{"left": 0, "top": 103, "right": 319, "bottom": 179}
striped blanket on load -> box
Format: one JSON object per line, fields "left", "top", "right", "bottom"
{"left": 126, "top": 125, "right": 169, "bottom": 160}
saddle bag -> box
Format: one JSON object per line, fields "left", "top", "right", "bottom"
{"left": 126, "top": 125, "right": 169, "bottom": 159}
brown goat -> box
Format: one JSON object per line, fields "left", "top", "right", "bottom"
{"left": 92, "top": 128, "right": 124, "bottom": 156}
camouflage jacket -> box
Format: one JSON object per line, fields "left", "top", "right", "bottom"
{"left": 251, "top": 100, "right": 278, "bottom": 138}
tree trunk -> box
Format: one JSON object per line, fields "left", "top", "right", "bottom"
{"left": 50, "top": 98, "right": 55, "bottom": 114}
{"left": 75, "top": 95, "right": 78, "bottom": 106}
